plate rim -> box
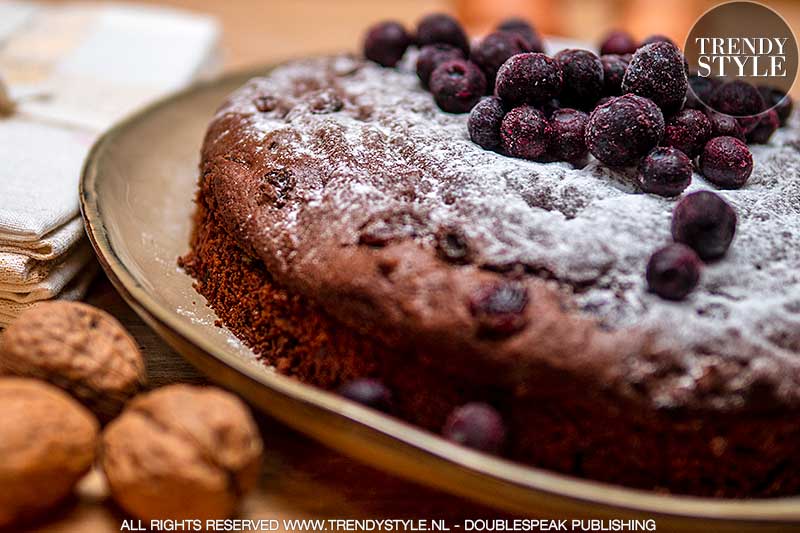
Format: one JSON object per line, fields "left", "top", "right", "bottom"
{"left": 79, "top": 65, "right": 800, "bottom": 526}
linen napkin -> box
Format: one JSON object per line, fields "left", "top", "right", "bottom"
{"left": 0, "top": 2, "right": 220, "bottom": 324}
{"left": 0, "top": 118, "right": 95, "bottom": 243}
{"left": 0, "top": 241, "right": 92, "bottom": 303}
{"left": 0, "top": 216, "right": 86, "bottom": 260}
{"left": 0, "top": 263, "right": 97, "bottom": 327}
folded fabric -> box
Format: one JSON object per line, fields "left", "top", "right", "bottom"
{"left": 0, "top": 2, "right": 219, "bottom": 248}
{"left": 0, "top": 118, "right": 94, "bottom": 242}
{"left": 0, "top": 2, "right": 220, "bottom": 325}
{"left": 0, "top": 249, "right": 61, "bottom": 285}
{"left": 0, "top": 241, "right": 91, "bottom": 302}
{"left": 0, "top": 261, "right": 96, "bottom": 326}
{"left": 0, "top": 215, "right": 85, "bottom": 260}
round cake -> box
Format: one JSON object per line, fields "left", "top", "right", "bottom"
{"left": 180, "top": 51, "right": 800, "bottom": 497}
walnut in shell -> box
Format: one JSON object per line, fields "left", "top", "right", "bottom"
{"left": 0, "top": 378, "right": 99, "bottom": 528}
{"left": 101, "top": 384, "right": 263, "bottom": 521}
{"left": 0, "top": 301, "right": 146, "bottom": 420}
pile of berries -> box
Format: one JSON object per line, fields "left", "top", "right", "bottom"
{"left": 364, "top": 14, "right": 543, "bottom": 114}
{"left": 363, "top": 17, "right": 792, "bottom": 176}
{"left": 363, "top": 18, "right": 793, "bottom": 301}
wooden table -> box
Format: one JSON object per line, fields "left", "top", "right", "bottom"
{"left": 25, "top": 274, "right": 504, "bottom": 533}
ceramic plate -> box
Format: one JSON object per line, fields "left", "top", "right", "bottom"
{"left": 80, "top": 67, "right": 800, "bottom": 531}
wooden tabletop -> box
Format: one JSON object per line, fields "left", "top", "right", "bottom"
{"left": 25, "top": 273, "right": 503, "bottom": 533}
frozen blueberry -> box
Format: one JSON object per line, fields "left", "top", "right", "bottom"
{"left": 416, "top": 13, "right": 469, "bottom": 54}
{"left": 641, "top": 34, "right": 678, "bottom": 48}
{"left": 599, "top": 30, "right": 638, "bottom": 56}
{"left": 586, "top": 94, "right": 665, "bottom": 167}
{"left": 672, "top": 190, "right": 737, "bottom": 260}
{"left": 622, "top": 42, "right": 687, "bottom": 114}
{"left": 540, "top": 98, "right": 562, "bottom": 117}
{"left": 468, "top": 96, "right": 505, "bottom": 151}
{"left": 707, "top": 111, "right": 746, "bottom": 141}
{"left": 496, "top": 18, "right": 544, "bottom": 52}
{"left": 684, "top": 74, "right": 718, "bottom": 109}
{"left": 495, "top": 53, "right": 563, "bottom": 106}
{"left": 600, "top": 54, "right": 629, "bottom": 96}
{"left": 638, "top": 147, "right": 692, "bottom": 197}
{"left": 496, "top": 17, "right": 532, "bottom": 32}
{"left": 709, "top": 80, "right": 765, "bottom": 119}
{"left": 758, "top": 86, "right": 793, "bottom": 125}
{"left": 429, "top": 59, "right": 487, "bottom": 113}
{"left": 747, "top": 109, "right": 779, "bottom": 144}
{"left": 471, "top": 31, "right": 529, "bottom": 86}
{"left": 595, "top": 96, "right": 614, "bottom": 107}
{"left": 554, "top": 49, "right": 604, "bottom": 109}
{"left": 500, "top": 105, "right": 552, "bottom": 160}
{"left": 699, "top": 136, "right": 753, "bottom": 189}
{"left": 338, "top": 378, "right": 393, "bottom": 412}
{"left": 469, "top": 280, "right": 529, "bottom": 336}
{"left": 443, "top": 402, "right": 506, "bottom": 453}
{"left": 646, "top": 243, "right": 702, "bottom": 301}
{"left": 416, "top": 44, "right": 465, "bottom": 88}
{"left": 662, "top": 109, "right": 711, "bottom": 158}
{"left": 363, "top": 21, "right": 411, "bottom": 67}
{"left": 549, "top": 108, "right": 589, "bottom": 163}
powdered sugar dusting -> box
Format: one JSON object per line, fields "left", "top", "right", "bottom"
{"left": 212, "top": 53, "right": 800, "bottom": 408}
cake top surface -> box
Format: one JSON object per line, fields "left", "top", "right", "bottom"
{"left": 202, "top": 53, "right": 800, "bottom": 411}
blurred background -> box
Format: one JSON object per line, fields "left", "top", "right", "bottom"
{"left": 82, "top": 0, "right": 800, "bottom": 72}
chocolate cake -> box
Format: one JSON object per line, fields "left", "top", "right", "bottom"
{"left": 180, "top": 50, "right": 800, "bottom": 497}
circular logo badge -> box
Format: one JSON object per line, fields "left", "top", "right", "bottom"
{"left": 684, "top": 1, "right": 798, "bottom": 116}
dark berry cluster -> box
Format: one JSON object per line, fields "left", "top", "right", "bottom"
{"left": 363, "top": 15, "right": 544, "bottom": 116}
{"left": 477, "top": 44, "right": 646, "bottom": 166}
{"left": 361, "top": 17, "right": 793, "bottom": 305}
{"left": 363, "top": 17, "right": 792, "bottom": 180}
{"left": 461, "top": 32, "right": 690, "bottom": 166}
